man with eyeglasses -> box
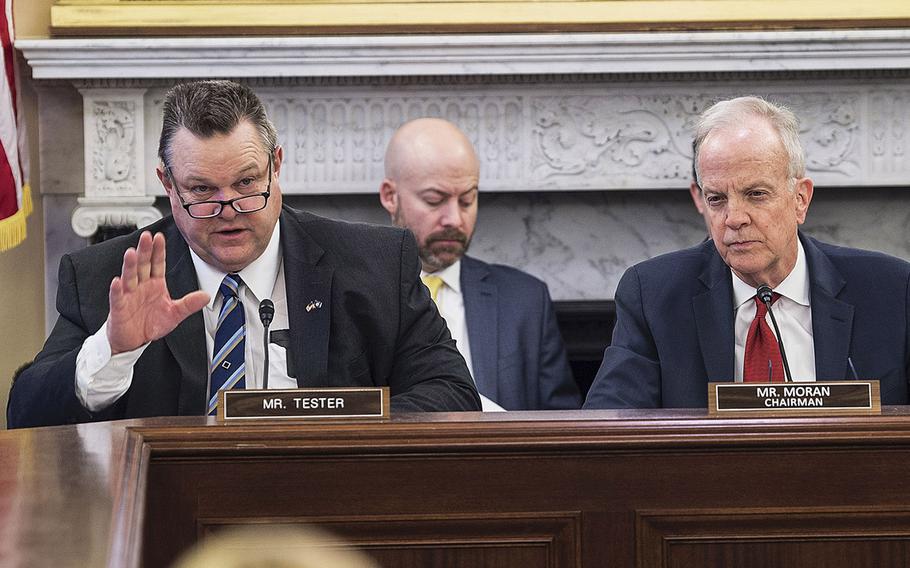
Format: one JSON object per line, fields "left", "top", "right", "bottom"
{"left": 8, "top": 80, "right": 480, "bottom": 428}
{"left": 584, "top": 96, "right": 910, "bottom": 409}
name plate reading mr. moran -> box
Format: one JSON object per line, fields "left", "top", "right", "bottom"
{"left": 708, "top": 381, "right": 880, "bottom": 417}
{"left": 217, "top": 387, "right": 389, "bottom": 422}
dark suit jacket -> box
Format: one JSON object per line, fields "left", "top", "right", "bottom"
{"left": 461, "top": 256, "right": 581, "bottom": 410}
{"left": 583, "top": 233, "right": 910, "bottom": 409}
{"left": 8, "top": 207, "right": 480, "bottom": 428}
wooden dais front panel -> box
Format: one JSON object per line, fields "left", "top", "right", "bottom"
{"left": 133, "top": 409, "right": 910, "bottom": 568}
{"left": 11, "top": 411, "right": 910, "bottom": 566}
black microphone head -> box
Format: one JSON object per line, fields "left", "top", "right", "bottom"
{"left": 756, "top": 284, "right": 774, "bottom": 304}
{"left": 259, "top": 299, "right": 275, "bottom": 326}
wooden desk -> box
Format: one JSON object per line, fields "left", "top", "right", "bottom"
{"left": 6, "top": 409, "right": 910, "bottom": 567}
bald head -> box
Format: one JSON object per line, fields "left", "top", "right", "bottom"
{"left": 384, "top": 118, "right": 479, "bottom": 182}
{"left": 380, "top": 118, "right": 480, "bottom": 272}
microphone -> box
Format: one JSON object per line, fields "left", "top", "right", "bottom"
{"left": 756, "top": 284, "right": 792, "bottom": 382}
{"left": 259, "top": 299, "right": 274, "bottom": 390}
{"left": 847, "top": 356, "right": 860, "bottom": 381}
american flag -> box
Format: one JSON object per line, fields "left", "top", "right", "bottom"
{"left": 0, "top": 0, "right": 29, "bottom": 252}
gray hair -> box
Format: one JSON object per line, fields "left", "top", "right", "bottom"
{"left": 692, "top": 96, "right": 805, "bottom": 187}
{"left": 158, "top": 80, "right": 278, "bottom": 169}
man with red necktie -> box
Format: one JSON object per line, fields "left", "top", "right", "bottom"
{"left": 585, "top": 96, "right": 910, "bottom": 409}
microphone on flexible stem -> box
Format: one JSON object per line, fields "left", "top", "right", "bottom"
{"left": 756, "top": 284, "right": 793, "bottom": 383}
{"left": 258, "top": 299, "right": 275, "bottom": 390}
{"left": 847, "top": 356, "right": 860, "bottom": 381}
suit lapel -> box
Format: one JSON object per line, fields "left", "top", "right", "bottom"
{"left": 803, "top": 235, "right": 853, "bottom": 380}
{"left": 462, "top": 257, "right": 498, "bottom": 400}
{"left": 162, "top": 227, "right": 209, "bottom": 415}
{"left": 281, "top": 210, "right": 334, "bottom": 387}
{"left": 693, "top": 243, "right": 736, "bottom": 381}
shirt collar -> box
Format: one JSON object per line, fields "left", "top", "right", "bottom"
{"left": 190, "top": 219, "right": 282, "bottom": 308}
{"left": 731, "top": 238, "right": 810, "bottom": 309}
{"left": 421, "top": 259, "right": 462, "bottom": 295}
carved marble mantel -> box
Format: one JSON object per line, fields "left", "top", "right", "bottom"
{"left": 17, "top": 30, "right": 910, "bottom": 235}
{"left": 71, "top": 88, "right": 160, "bottom": 237}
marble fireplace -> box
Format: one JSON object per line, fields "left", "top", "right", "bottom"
{"left": 18, "top": 30, "right": 910, "bottom": 338}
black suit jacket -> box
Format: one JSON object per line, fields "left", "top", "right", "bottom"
{"left": 461, "top": 256, "right": 580, "bottom": 410}
{"left": 584, "top": 233, "right": 910, "bottom": 408}
{"left": 9, "top": 207, "right": 480, "bottom": 427}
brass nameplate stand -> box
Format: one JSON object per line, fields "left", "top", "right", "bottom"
{"left": 217, "top": 387, "right": 390, "bottom": 422}
{"left": 708, "top": 381, "right": 880, "bottom": 417}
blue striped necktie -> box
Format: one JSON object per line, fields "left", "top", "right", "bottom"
{"left": 208, "top": 273, "right": 246, "bottom": 415}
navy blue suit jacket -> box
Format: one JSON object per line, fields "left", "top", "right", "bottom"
{"left": 461, "top": 256, "right": 581, "bottom": 410}
{"left": 584, "top": 234, "right": 910, "bottom": 408}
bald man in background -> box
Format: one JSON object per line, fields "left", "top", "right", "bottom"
{"left": 380, "top": 118, "right": 581, "bottom": 411}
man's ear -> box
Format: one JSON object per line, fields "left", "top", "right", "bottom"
{"left": 379, "top": 180, "right": 398, "bottom": 217}
{"left": 156, "top": 165, "right": 174, "bottom": 196}
{"left": 794, "top": 176, "right": 814, "bottom": 225}
{"left": 272, "top": 145, "right": 284, "bottom": 178}
{"left": 689, "top": 181, "right": 705, "bottom": 215}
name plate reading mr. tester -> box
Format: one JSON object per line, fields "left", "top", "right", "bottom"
{"left": 217, "top": 387, "right": 389, "bottom": 422}
{"left": 708, "top": 381, "right": 880, "bottom": 417}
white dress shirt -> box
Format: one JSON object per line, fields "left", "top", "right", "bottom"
{"left": 732, "top": 239, "right": 816, "bottom": 382}
{"left": 75, "top": 221, "right": 295, "bottom": 411}
{"left": 423, "top": 260, "right": 505, "bottom": 412}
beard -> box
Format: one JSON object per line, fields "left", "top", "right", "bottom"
{"left": 419, "top": 228, "right": 471, "bottom": 272}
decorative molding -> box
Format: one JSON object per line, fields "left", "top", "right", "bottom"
{"left": 133, "top": 82, "right": 898, "bottom": 194}
{"left": 81, "top": 88, "right": 146, "bottom": 198}
{"left": 65, "top": 70, "right": 910, "bottom": 90}
{"left": 18, "top": 30, "right": 910, "bottom": 80}
{"left": 71, "top": 197, "right": 162, "bottom": 237}
{"left": 77, "top": 88, "right": 152, "bottom": 235}
{"left": 23, "top": 30, "right": 910, "bottom": 232}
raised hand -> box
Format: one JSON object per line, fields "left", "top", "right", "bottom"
{"left": 107, "top": 231, "right": 211, "bottom": 355}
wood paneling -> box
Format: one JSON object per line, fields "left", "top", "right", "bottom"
{"left": 201, "top": 514, "right": 580, "bottom": 568}
{"left": 638, "top": 509, "right": 910, "bottom": 568}
{"left": 11, "top": 410, "right": 910, "bottom": 566}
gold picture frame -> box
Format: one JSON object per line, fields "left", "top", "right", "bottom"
{"left": 51, "top": 0, "right": 910, "bottom": 36}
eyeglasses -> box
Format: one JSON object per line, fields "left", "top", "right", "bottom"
{"left": 167, "top": 157, "right": 273, "bottom": 220}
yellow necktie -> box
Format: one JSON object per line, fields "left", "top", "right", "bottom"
{"left": 421, "top": 275, "right": 444, "bottom": 303}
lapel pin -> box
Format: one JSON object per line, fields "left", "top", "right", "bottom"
{"left": 306, "top": 300, "right": 324, "bottom": 312}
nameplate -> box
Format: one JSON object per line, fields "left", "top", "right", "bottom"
{"left": 708, "top": 381, "right": 880, "bottom": 417}
{"left": 217, "top": 387, "right": 390, "bottom": 422}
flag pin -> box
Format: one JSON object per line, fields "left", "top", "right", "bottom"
{"left": 306, "top": 300, "right": 323, "bottom": 312}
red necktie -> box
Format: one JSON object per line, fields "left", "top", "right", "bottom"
{"left": 743, "top": 293, "right": 784, "bottom": 383}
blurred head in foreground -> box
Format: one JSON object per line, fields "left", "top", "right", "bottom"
{"left": 171, "top": 525, "right": 381, "bottom": 568}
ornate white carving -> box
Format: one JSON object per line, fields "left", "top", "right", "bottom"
{"left": 776, "top": 93, "right": 861, "bottom": 179}
{"left": 71, "top": 197, "right": 162, "bottom": 238}
{"left": 137, "top": 85, "right": 879, "bottom": 194}
{"left": 77, "top": 88, "right": 148, "bottom": 235}
{"left": 530, "top": 95, "right": 697, "bottom": 188}
{"left": 81, "top": 88, "right": 146, "bottom": 199}
{"left": 29, "top": 38, "right": 910, "bottom": 200}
